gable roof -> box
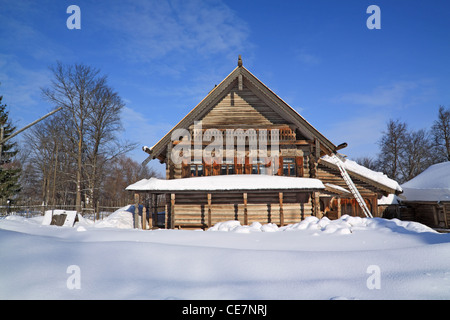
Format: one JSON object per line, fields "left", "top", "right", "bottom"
{"left": 145, "top": 57, "right": 337, "bottom": 160}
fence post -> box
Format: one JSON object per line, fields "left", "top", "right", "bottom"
{"left": 134, "top": 193, "right": 140, "bottom": 229}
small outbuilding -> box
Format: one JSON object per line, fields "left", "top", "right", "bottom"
{"left": 399, "top": 162, "right": 450, "bottom": 229}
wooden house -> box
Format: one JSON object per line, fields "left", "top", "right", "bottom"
{"left": 127, "top": 56, "right": 402, "bottom": 229}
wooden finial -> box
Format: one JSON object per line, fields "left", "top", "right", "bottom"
{"left": 238, "top": 55, "right": 243, "bottom": 67}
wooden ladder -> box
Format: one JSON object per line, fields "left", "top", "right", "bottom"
{"left": 330, "top": 154, "right": 373, "bottom": 218}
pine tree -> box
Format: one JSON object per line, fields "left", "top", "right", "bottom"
{"left": 0, "top": 93, "right": 21, "bottom": 202}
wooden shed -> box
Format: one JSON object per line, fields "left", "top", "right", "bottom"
{"left": 399, "top": 162, "right": 450, "bottom": 229}
{"left": 129, "top": 56, "right": 402, "bottom": 229}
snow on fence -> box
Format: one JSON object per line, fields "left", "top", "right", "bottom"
{"left": 0, "top": 204, "right": 123, "bottom": 221}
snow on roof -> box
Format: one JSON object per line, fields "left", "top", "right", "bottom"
{"left": 400, "top": 162, "right": 450, "bottom": 202}
{"left": 126, "top": 174, "right": 325, "bottom": 192}
{"left": 321, "top": 155, "right": 403, "bottom": 193}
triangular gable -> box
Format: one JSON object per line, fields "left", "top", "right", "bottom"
{"left": 146, "top": 59, "right": 337, "bottom": 160}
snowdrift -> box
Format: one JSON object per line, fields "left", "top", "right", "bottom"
{"left": 1, "top": 209, "right": 450, "bottom": 300}
{"left": 207, "top": 215, "right": 434, "bottom": 234}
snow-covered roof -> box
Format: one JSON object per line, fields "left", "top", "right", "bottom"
{"left": 126, "top": 174, "right": 325, "bottom": 192}
{"left": 401, "top": 162, "right": 450, "bottom": 202}
{"left": 320, "top": 155, "right": 403, "bottom": 193}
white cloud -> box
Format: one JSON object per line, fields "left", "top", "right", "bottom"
{"left": 98, "top": 0, "right": 250, "bottom": 66}
{"left": 0, "top": 54, "right": 52, "bottom": 121}
{"left": 324, "top": 113, "right": 386, "bottom": 159}
{"left": 296, "top": 49, "right": 321, "bottom": 66}
{"left": 334, "top": 80, "right": 435, "bottom": 109}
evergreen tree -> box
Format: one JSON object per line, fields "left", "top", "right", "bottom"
{"left": 0, "top": 93, "right": 21, "bottom": 202}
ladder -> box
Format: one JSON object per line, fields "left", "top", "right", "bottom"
{"left": 330, "top": 154, "right": 373, "bottom": 218}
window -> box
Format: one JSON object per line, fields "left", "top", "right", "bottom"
{"left": 221, "top": 159, "right": 235, "bottom": 175}
{"left": 252, "top": 159, "right": 267, "bottom": 175}
{"left": 283, "top": 158, "right": 296, "bottom": 176}
{"left": 190, "top": 164, "right": 204, "bottom": 177}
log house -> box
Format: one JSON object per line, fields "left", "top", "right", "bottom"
{"left": 127, "top": 56, "right": 402, "bottom": 229}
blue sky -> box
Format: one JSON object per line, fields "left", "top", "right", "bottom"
{"left": 1, "top": 0, "right": 449, "bottom": 175}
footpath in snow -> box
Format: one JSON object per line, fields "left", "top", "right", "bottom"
{"left": 1, "top": 207, "right": 450, "bottom": 300}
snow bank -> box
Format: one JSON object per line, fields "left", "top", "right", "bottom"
{"left": 94, "top": 205, "right": 135, "bottom": 229}
{"left": 1, "top": 213, "right": 450, "bottom": 300}
{"left": 207, "top": 215, "right": 435, "bottom": 235}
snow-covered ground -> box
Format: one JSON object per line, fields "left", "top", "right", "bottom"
{"left": 1, "top": 206, "right": 450, "bottom": 300}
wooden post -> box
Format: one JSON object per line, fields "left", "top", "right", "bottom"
{"left": 165, "top": 194, "right": 169, "bottom": 229}
{"left": 152, "top": 193, "right": 157, "bottom": 229}
{"left": 207, "top": 193, "right": 212, "bottom": 228}
{"left": 142, "top": 206, "right": 147, "bottom": 230}
{"left": 337, "top": 197, "right": 341, "bottom": 219}
{"left": 170, "top": 193, "right": 175, "bottom": 229}
{"left": 443, "top": 205, "right": 448, "bottom": 228}
{"left": 279, "top": 192, "right": 284, "bottom": 226}
{"left": 243, "top": 192, "right": 248, "bottom": 225}
{"left": 313, "top": 192, "right": 320, "bottom": 218}
{"left": 432, "top": 205, "right": 439, "bottom": 227}
{"left": 134, "top": 193, "right": 140, "bottom": 229}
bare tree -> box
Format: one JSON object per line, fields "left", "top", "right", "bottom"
{"left": 431, "top": 105, "right": 450, "bottom": 162}
{"left": 355, "top": 156, "right": 378, "bottom": 171}
{"left": 400, "top": 129, "right": 433, "bottom": 182}
{"left": 377, "top": 119, "right": 408, "bottom": 182}
{"left": 41, "top": 62, "right": 136, "bottom": 212}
